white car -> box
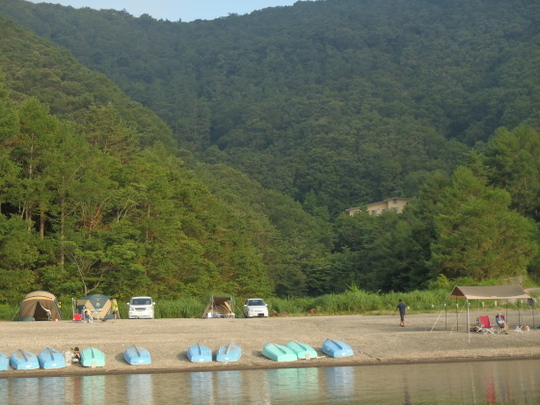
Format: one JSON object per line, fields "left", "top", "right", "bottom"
{"left": 243, "top": 298, "right": 269, "bottom": 318}
{"left": 127, "top": 296, "right": 155, "bottom": 319}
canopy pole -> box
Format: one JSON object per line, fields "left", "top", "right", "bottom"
{"left": 467, "top": 299, "right": 470, "bottom": 343}
{"left": 518, "top": 299, "right": 522, "bottom": 326}
{"left": 445, "top": 303, "right": 447, "bottom": 331}
{"left": 456, "top": 296, "right": 459, "bottom": 332}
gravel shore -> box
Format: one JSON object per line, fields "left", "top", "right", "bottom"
{"left": 1, "top": 311, "right": 539, "bottom": 378}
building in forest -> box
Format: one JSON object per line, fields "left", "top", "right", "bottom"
{"left": 346, "top": 197, "right": 409, "bottom": 216}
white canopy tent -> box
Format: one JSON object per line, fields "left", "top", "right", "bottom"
{"left": 434, "top": 285, "right": 534, "bottom": 334}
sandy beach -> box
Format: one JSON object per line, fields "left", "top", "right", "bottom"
{"left": 1, "top": 311, "right": 539, "bottom": 378}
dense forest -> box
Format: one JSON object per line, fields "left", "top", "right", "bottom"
{"left": 0, "top": 0, "right": 539, "bottom": 303}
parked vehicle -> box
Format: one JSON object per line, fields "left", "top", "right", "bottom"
{"left": 243, "top": 298, "right": 269, "bottom": 318}
{"left": 127, "top": 297, "right": 155, "bottom": 319}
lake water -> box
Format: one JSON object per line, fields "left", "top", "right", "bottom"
{"left": 1, "top": 359, "right": 539, "bottom": 404}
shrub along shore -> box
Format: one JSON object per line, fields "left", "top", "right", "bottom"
{"left": 2, "top": 288, "right": 537, "bottom": 321}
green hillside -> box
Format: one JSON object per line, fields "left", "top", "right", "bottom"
{"left": 0, "top": 15, "right": 331, "bottom": 302}
{"left": 2, "top": 0, "right": 539, "bottom": 214}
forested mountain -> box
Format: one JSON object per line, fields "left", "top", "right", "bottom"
{"left": 0, "top": 0, "right": 540, "bottom": 302}
{"left": 2, "top": 0, "right": 539, "bottom": 215}
{"left": 0, "top": 15, "right": 331, "bottom": 301}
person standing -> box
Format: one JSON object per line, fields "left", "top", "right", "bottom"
{"left": 396, "top": 299, "right": 407, "bottom": 327}
{"left": 111, "top": 298, "right": 120, "bottom": 319}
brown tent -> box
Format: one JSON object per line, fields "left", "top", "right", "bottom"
{"left": 203, "top": 296, "right": 235, "bottom": 318}
{"left": 18, "top": 291, "right": 62, "bottom": 321}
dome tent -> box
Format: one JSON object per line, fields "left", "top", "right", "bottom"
{"left": 76, "top": 294, "right": 113, "bottom": 320}
{"left": 18, "top": 291, "right": 62, "bottom": 321}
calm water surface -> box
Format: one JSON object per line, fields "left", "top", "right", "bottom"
{"left": 1, "top": 359, "right": 539, "bottom": 404}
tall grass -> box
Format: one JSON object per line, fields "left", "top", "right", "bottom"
{"left": 1, "top": 288, "right": 537, "bottom": 320}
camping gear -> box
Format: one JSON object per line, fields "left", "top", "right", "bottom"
{"left": 285, "top": 340, "right": 318, "bottom": 360}
{"left": 261, "top": 343, "right": 297, "bottom": 362}
{"left": 18, "top": 291, "right": 61, "bottom": 321}
{"left": 435, "top": 285, "right": 534, "bottom": 335}
{"left": 76, "top": 294, "right": 113, "bottom": 321}
{"left": 0, "top": 353, "right": 9, "bottom": 371}
{"left": 80, "top": 347, "right": 106, "bottom": 368}
{"left": 203, "top": 296, "right": 235, "bottom": 318}
{"left": 38, "top": 348, "right": 66, "bottom": 369}
{"left": 124, "top": 345, "right": 152, "bottom": 365}
{"left": 10, "top": 349, "right": 39, "bottom": 370}
{"left": 216, "top": 343, "right": 242, "bottom": 362}
{"left": 187, "top": 343, "right": 212, "bottom": 362}
{"left": 477, "top": 316, "right": 495, "bottom": 334}
{"left": 322, "top": 339, "right": 354, "bottom": 358}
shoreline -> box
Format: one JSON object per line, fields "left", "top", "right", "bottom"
{"left": 4, "top": 354, "right": 540, "bottom": 380}
{"left": 1, "top": 311, "right": 539, "bottom": 379}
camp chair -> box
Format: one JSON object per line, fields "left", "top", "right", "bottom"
{"left": 477, "top": 316, "right": 495, "bottom": 334}
{"left": 72, "top": 313, "right": 83, "bottom": 322}
{"left": 514, "top": 325, "right": 524, "bottom": 333}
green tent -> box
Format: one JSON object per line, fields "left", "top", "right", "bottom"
{"left": 76, "top": 294, "right": 113, "bottom": 320}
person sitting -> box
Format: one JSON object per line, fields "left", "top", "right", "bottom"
{"left": 84, "top": 309, "right": 93, "bottom": 323}
{"left": 72, "top": 347, "right": 81, "bottom": 363}
{"left": 495, "top": 313, "right": 508, "bottom": 334}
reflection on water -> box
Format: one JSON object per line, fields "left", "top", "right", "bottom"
{"left": 268, "top": 367, "right": 319, "bottom": 403}
{"left": 2, "top": 359, "right": 540, "bottom": 404}
{"left": 325, "top": 366, "right": 354, "bottom": 402}
{"left": 126, "top": 374, "right": 153, "bottom": 405}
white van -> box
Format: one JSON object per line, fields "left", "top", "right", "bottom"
{"left": 127, "top": 296, "right": 155, "bottom": 319}
{"left": 243, "top": 298, "right": 269, "bottom": 318}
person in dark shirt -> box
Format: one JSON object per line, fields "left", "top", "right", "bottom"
{"left": 396, "top": 299, "right": 407, "bottom": 327}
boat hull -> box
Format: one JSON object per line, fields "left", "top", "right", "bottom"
{"left": 216, "top": 343, "right": 242, "bottom": 362}
{"left": 124, "top": 345, "right": 152, "bottom": 365}
{"left": 10, "top": 350, "right": 39, "bottom": 370}
{"left": 0, "top": 352, "right": 9, "bottom": 371}
{"left": 322, "top": 339, "right": 354, "bottom": 358}
{"left": 80, "top": 347, "right": 106, "bottom": 367}
{"left": 187, "top": 343, "right": 212, "bottom": 362}
{"left": 38, "top": 348, "right": 66, "bottom": 369}
{"left": 285, "top": 340, "right": 318, "bottom": 359}
{"left": 262, "top": 343, "right": 297, "bottom": 362}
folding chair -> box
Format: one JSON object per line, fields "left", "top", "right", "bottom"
{"left": 514, "top": 325, "right": 524, "bottom": 333}
{"left": 477, "top": 316, "right": 495, "bottom": 334}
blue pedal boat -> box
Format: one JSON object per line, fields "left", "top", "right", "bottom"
{"left": 187, "top": 343, "right": 212, "bottom": 362}
{"left": 285, "top": 340, "right": 318, "bottom": 360}
{"left": 262, "top": 343, "right": 297, "bottom": 362}
{"left": 216, "top": 343, "right": 242, "bottom": 362}
{"left": 10, "top": 349, "right": 39, "bottom": 370}
{"left": 322, "top": 339, "right": 354, "bottom": 358}
{"left": 124, "top": 345, "right": 152, "bottom": 365}
{"left": 38, "top": 348, "right": 66, "bottom": 369}
{"left": 80, "top": 347, "right": 106, "bottom": 368}
{"left": 0, "top": 352, "right": 9, "bottom": 371}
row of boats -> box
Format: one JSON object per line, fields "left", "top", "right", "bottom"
{"left": 0, "top": 338, "right": 353, "bottom": 371}
{"left": 1, "top": 347, "right": 107, "bottom": 371}
{"left": 187, "top": 339, "right": 354, "bottom": 363}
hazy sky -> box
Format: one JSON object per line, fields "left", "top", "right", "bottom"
{"left": 25, "top": 0, "right": 309, "bottom": 22}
